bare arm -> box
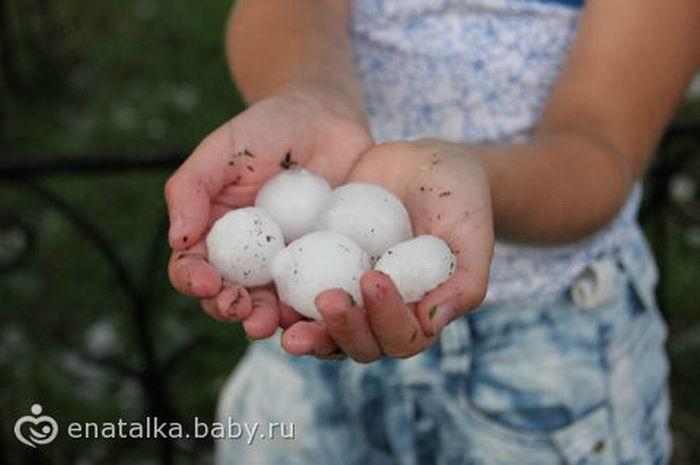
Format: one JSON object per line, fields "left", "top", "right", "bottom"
{"left": 227, "top": 0, "right": 366, "bottom": 121}
{"left": 479, "top": 0, "right": 700, "bottom": 243}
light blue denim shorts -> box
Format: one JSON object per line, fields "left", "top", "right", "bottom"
{"left": 215, "top": 238, "right": 671, "bottom": 465}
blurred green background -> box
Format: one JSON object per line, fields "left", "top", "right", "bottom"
{"left": 1, "top": 1, "right": 699, "bottom": 464}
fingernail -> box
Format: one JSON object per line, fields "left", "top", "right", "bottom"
{"left": 321, "top": 305, "right": 344, "bottom": 319}
{"left": 319, "top": 301, "right": 348, "bottom": 323}
{"left": 429, "top": 304, "right": 454, "bottom": 336}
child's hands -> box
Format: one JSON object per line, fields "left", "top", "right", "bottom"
{"left": 165, "top": 88, "right": 372, "bottom": 339}
{"left": 280, "top": 139, "right": 495, "bottom": 362}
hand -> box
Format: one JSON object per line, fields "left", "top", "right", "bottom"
{"left": 165, "top": 88, "right": 373, "bottom": 339}
{"left": 280, "top": 139, "right": 495, "bottom": 362}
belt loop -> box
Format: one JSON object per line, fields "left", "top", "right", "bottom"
{"left": 570, "top": 257, "right": 619, "bottom": 310}
{"left": 617, "top": 244, "right": 658, "bottom": 313}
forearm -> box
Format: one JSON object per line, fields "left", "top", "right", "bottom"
{"left": 476, "top": 0, "right": 700, "bottom": 245}
{"left": 227, "top": 0, "right": 365, "bottom": 121}
{"left": 475, "top": 130, "right": 637, "bottom": 244}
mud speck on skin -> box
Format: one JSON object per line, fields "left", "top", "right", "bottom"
{"left": 246, "top": 165, "right": 255, "bottom": 172}
{"left": 428, "top": 305, "right": 438, "bottom": 320}
{"left": 439, "top": 190, "right": 451, "bottom": 197}
{"left": 280, "top": 151, "right": 298, "bottom": 170}
{"left": 232, "top": 290, "right": 243, "bottom": 305}
{"left": 409, "top": 327, "right": 418, "bottom": 343}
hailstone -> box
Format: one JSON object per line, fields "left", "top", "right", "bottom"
{"left": 206, "top": 207, "right": 284, "bottom": 286}
{"left": 316, "top": 183, "right": 413, "bottom": 262}
{"left": 255, "top": 168, "right": 331, "bottom": 242}
{"left": 374, "top": 235, "right": 456, "bottom": 303}
{"left": 271, "top": 230, "right": 371, "bottom": 320}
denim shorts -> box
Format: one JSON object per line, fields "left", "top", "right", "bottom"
{"left": 215, "top": 238, "right": 671, "bottom": 465}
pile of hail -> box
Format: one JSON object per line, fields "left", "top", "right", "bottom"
{"left": 206, "top": 168, "right": 457, "bottom": 320}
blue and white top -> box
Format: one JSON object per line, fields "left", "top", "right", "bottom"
{"left": 350, "top": 0, "right": 648, "bottom": 304}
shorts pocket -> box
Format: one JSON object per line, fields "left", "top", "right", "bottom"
{"left": 465, "top": 299, "right": 608, "bottom": 433}
{"left": 433, "top": 383, "right": 618, "bottom": 465}
{"left": 550, "top": 405, "right": 618, "bottom": 465}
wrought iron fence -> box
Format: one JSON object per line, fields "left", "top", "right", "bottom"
{"left": 0, "top": 151, "right": 200, "bottom": 465}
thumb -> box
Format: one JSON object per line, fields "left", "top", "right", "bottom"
{"left": 164, "top": 121, "right": 238, "bottom": 250}
{"left": 164, "top": 173, "right": 212, "bottom": 250}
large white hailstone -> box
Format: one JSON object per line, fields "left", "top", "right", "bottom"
{"left": 206, "top": 207, "right": 284, "bottom": 286}
{"left": 255, "top": 168, "right": 332, "bottom": 243}
{"left": 374, "top": 235, "right": 456, "bottom": 303}
{"left": 271, "top": 230, "right": 371, "bottom": 320}
{"left": 316, "top": 183, "right": 413, "bottom": 262}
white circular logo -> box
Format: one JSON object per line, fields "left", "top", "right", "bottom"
{"left": 14, "top": 404, "right": 59, "bottom": 448}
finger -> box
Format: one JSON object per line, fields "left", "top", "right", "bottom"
{"left": 200, "top": 299, "right": 229, "bottom": 322}
{"left": 281, "top": 321, "right": 337, "bottom": 357}
{"left": 243, "top": 289, "right": 279, "bottom": 339}
{"left": 202, "top": 284, "right": 252, "bottom": 322}
{"left": 168, "top": 240, "right": 222, "bottom": 298}
{"left": 165, "top": 171, "right": 212, "bottom": 250}
{"left": 316, "top": 289, "right": 383, "bottom": 363}
{"left": 416, "top": 209, "right": 493, "bottom": 337}
{"left": 279, "top": 301, "right": 305, "bottom": 329}
{"left": 361, "top": 271, "right": 430, "bottom": 357}
{"left": 165, "top": 121, "right": 243, "bottom": 250}
{"left": 250, "top": 287, "right": 277, "bottom": 318}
